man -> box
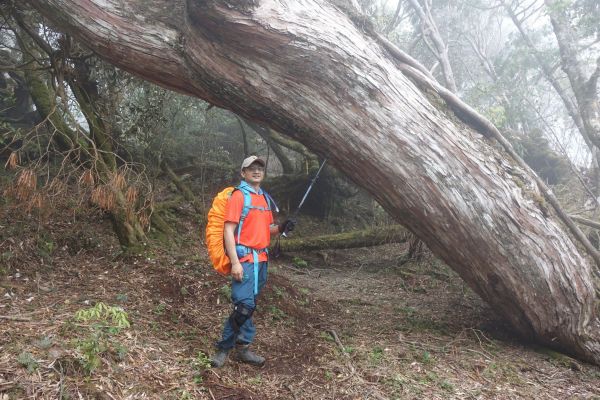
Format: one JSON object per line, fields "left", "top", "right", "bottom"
{"left": 211, "top": 155, "right": 294, "bottom": 367}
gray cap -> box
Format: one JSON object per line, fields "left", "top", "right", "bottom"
{"left": 240, "top": 155, "right": 266, "bottom": 172}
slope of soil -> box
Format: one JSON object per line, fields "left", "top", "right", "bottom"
{"left": 277, "top": 247, "right": 600, "bottom": 399}
{"left": 1, "top": 205, "right": 599, "bottom": 399}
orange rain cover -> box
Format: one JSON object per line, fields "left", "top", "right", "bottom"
{"left": 205, "top": 187, "right": 235, "bottom": 276}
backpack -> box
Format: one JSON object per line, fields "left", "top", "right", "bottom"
{"left": 205, "top": 182, "right": 277, "bottom": 276}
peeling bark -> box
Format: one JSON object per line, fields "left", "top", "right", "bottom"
{"left": 29, "top": 0, "right": 600, "bottom": 363}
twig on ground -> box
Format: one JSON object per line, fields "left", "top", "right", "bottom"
{"left": 396, "top": 337, "right": 448, "bottom": 353}
{"left": 469, "top": 328, "right": 494, "bottom": 345}
{"left": 208, "top": 387, "right": 216, "bottom": 400}
{"left": 286, "top": 384, "right": 299, "bottom": 400}
{"left": 326, "top": 329, "right": 356, "bottom": 374}
{"left": 365, "top": 388, "right": 390, "bottom": 400}
{"left": 464, "top": 348, "right": 493, "bottom": 361}
{"left": 209, "top": 368, "right": 221, "bottom": 380}
{"left": 314, "top": 267, "right": 341, "bottom": 273}
{"left": 350, "top": 264, "right": 364, "bottom": 278}
{"left": 324, "top": 330, "right": 396, "bottom": 398}
{"left": 283, "top": 265, "right": 311, "bottom": 275}
{"left": 0, "top": 315, "right": 31, "bottom": 321}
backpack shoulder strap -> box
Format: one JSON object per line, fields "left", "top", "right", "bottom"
{"left": 235, "top": 182, "right": 276, "bottom": 243}
{"left": 263, "top": 191, "right": 279, "bottom": 213}
{"left": 235, "top": 185, "right": 253, "bottom": 243}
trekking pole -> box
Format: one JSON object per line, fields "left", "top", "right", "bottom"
{"left": 282, "top": 158, "right": 327, "bottom": 237}
{"left": 272, "top": 158, "right": 327, "bottom": 257}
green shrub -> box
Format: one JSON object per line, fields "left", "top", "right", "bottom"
{"left": 73, "top": 302, "right": 131, "bottom": 374}
{"left": 218, "top": 284, "right": 231, "bottom": 302}
{"left": 268, "top": 305, "right": 287, "bottom": 320}
{"left": 17, "top": 351, "right": 38, "bottom": 373}
{"left": 370, "top": 346, "right": 384, "bottom": 363}
{"left": 191, "top": 351, "right": 211, "bottom": 384}
{"left": 292, "top": 257, "right": 308, "bottom": 268}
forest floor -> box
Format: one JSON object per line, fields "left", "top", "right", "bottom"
{"left": 1, "top": 204, "right": 600, "bottom": 399}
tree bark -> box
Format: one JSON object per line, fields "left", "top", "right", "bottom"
{"left": 29, "top": 0, "right": 600, "bottom": 364}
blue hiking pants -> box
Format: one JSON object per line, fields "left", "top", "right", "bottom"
{"left": 216, "top": 260, "right": 268, "bottom": 350}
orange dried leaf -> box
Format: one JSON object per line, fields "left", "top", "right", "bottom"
{"left": 48, "top": 179, "right": 66, "bottom": 194}
{"left": 79, "top": 169, "right": 95, "bottom": 187}
{"left": 125, "top": 187, "right": 138, "bottom": 204}
{"left": 91, "top": 186, "right": 101, "bottom": 205}
{"left": 15, "top": 169, "right": 36, "bottom": 200}
{"left": 91, "top": 185, "right": 114, "bottom": 211}
{"left": 139, "top": 213, "right": 150, "bottom": 230}
{"left": 31, "top": 193, "right": 44, "bottom": 209}
{"left": 111, "top": 172, "right": 127, "bottom": 191}
{"left": 5, "top": 152, "right": 19, "bottom": 170}
{"left": 125, "top": 207, "right": 134, "bottom": 222}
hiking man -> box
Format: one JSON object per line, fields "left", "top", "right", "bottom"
{"left": 211, "top": 155, "right": 295, "bottom": 367}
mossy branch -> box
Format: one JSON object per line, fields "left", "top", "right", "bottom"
{"left": 277, "top": 225, "right": 409, "bottom": 252}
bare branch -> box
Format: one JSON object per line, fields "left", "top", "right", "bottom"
{"left": 571, "top": 215, "right": 600, "bottom": 231}
{"left": 11, "top": 8, "right": 53, "bottom": 57}
{"left": 587, "top": 56, "right": 600, "bottom": 92}
{"left": 383, "top": 0, "right": 403, "bottom": 34}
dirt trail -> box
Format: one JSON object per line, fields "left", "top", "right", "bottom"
{"left": 1, "top": 210, "right": 599, "bottom": 399}
{"left": 273, "top": 244, "right": 600, "bottom": 399}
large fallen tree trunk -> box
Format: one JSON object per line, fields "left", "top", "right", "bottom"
{"left": 279, "top": 225, "right": 409, "bottom": 252}
{"left": 29, "top": 0, "right": 600, "bottom": 363}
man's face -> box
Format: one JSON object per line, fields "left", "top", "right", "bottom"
{"left": 241, "top": 162, "right": 265, "bottom": 185}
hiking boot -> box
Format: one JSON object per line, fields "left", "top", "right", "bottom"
{"left": 232, "top": 344, "right": 265, "bottom": 366}
{"left": 210, "top": 348, "right": 231, "bottom": 368}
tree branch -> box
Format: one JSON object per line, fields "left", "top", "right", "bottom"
{"left": 587, "top": 56, "right": 600, "bottom": 93}
{"left": 503, "top": 1, "right": 593, "bottom": 151}
{"left": 12, "top": 8, "right": 54, "bottom": 57}
{"left": 571, "top": 215, "right": 600, "bottom": 231}
{"left": 384, "top": 0, "right": 403, "bottom": 34}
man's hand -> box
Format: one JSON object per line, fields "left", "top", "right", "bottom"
{"left": 231, "top": 262, "right": 243, "bottom": 282}
{"left": 278, "top": 219, "right": 297, "bottom": 234}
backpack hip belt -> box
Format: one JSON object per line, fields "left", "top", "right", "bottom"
{"left": 235, "top": 244, "right": 268, "bottom": 295}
